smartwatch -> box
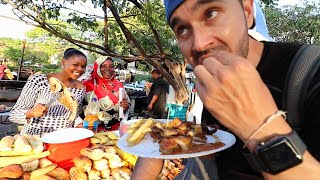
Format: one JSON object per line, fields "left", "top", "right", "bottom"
{"left": 244, "top": 130, "right": 306, "bottom": 175}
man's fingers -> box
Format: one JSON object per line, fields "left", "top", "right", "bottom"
{"left": 211, "top": 51, "right": 238, "bottom": 65}
{"left": 201, "top": 57, "right": 224, "bottom": 76}
{"left": 193, "top": 65, "right": 215, "bottom": 89}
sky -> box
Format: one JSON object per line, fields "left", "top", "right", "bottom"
{"left": 0, "top": 0, "right": 304, "bottom": 40}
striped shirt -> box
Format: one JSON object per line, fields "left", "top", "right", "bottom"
{"left": 9, "top": 74, "right": 85, "bottom": 135}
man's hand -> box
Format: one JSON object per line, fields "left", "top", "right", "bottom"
{"left": 26, "top": 104, "right": 48, "bottom": 119}
{"left": 120, "top": 98, "right": 130, "bottom": 111}
{"left": 194, "top": 51, "right": 291, "bottom": 144}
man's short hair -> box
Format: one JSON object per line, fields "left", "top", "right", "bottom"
{"left": 151, "top": 69, "right": 161, "bottom": 75}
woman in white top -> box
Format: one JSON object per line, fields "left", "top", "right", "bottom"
{"left": 9, "top": 48, "right": 87, "bottom": 135}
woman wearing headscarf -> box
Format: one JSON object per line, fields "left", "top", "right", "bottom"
{"left": 83, "top": 56, "right": 130, "bottom": 130}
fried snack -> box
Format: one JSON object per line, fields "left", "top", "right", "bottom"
{"left": 37, "top": 174, "right": 55, "bottom": 180}
{"left": 73, "top": 156, "right": 92, "bottom": 172}
{"left": 108, "top": 155, "right": 124, "bottom": 169}
{"left": 90, "top": 137, "right": 100, "bottom": 144}
{"left": 13, "top": 134, "right": 32, "bottom": 153}
{"left": 114, "top": 146, "right": 137, "bottom": 166}
{"left": 0, "top": 136, "right": 14, "bottom": 151}
{"left": 119, "top": 167, "right": 131, "bottom": 180}
{"left": 105, "top": 132, "right": 119, "bottom": 140}
{"left": 104, "top": 140, "right": 117, "bottom": 146}
{"left": 38, "top": 158, "right": 52, "bottom": 168}
{"left": 0, "top": 151, "right": 50, "bottom": 168}
{"left": 69, "top": 167, "right": 88, "bottom": 180}
{"left": 167, "top": 118, "right": 183, "bottom": 128}
{"left": 24, "top": 135, "right": 43, "bottom": 154}
{"left": 80, "top": 147, "right": 105, "bottom": 161}
{"left": 127, "top": 119, "right": 154, "bottom": 146}
{"left": 159, "top": 138, "right": 180, "bottom": 155}
{"left": 173, "top": 136, "right": 192, "bottom": 151}
{"left": 93, "top": 158, "right": 108, "bottom": 171}
{"left": 21, "top": 159, "right": 39, "bottom": 172}
{"left": 46, "top": 167, "right": 70, "bottom": 180}
{"left": 100, "top": 167, "right": 111, "bottom": 178}
{"left": 30, "top": 163, "right": 57, "bottom": 180}
{"left": 87, "top": 169, "right": 100, "bottom": 180}
{"left": 0, "top": 164, "right": 24, "bottom": 178}
{"left": 101, "top": 146, "right": 116, "bottom": 159}
{"left": 93, "top": 134, "right": 109, "bottom": 144}
{"left": 49, "top": 77, "right": 63, "bottom": 93}
{"left": 49, "top": 77, "right": 78, "bottom": 122}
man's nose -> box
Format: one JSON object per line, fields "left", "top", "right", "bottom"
{"left": 192, "top": 27, "right": 212, "bottom": 52}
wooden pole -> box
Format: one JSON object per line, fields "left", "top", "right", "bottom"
{"left": 17, "top": 39, "right": 26, "bottom": 80}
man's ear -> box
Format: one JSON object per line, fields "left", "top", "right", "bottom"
{"left": 242, "top": 0, "right": 255, "bottom": 29}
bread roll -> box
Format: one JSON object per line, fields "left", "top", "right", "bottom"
{"left": 93, "top": 158, "right": 108, "bottom": 171}
{"left": 69, "top": 167, "right": 88, "bottom": 180}
{"left": 21, "top": 159, "right": 39, "bottom": 172}
{"left": 0, "top": 136, "right": 14, "bottom": 151}
{"left": 108, "top": 155, "right": 123, "bottom": 169}
{"left": 80, "top": 148, "right": 105, "bottom": 161}
{"left": 13, "top": 135, "right": 32, "bottom": 153}
{"left": 24, "top": 135, "right": 43, "bottom": 154}
{"left": 87, "top": 169, "right": 100, "bottom": 180}
{"left": 46, "top": 167, "right": 70, "bottom": 180}
{"left": 0, "top": 164, "right": 24, "bottom": 178}
{"left": 100, "top": 167, "right": 110, "bottom": 178}
{"left": 74, "top": 156, "right": 92, "bottom": 172}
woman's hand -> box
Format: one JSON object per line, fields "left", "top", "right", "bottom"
{"left": 26, "top": 104, "right": 48, "bottom": 119}
{"left": 75, "top": 123, "right": 83, "bottom": 128}
{"left": 120, "top": 98, "right": 130, "bottom": 111}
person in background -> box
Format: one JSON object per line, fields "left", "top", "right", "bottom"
{"left": 131, "top": 0, "right": 320, "bottom": 179}
{"left": 147, "top": 69, "right": 169, "bottom": 119}
{"left": 0, "top": 60, "right": 7, "bottom": 80}
{"left": 9, "top": 48, "right": 87, "bottom": 135}
{"left": 83, "top": 56, "right": 130, "bottom": 130}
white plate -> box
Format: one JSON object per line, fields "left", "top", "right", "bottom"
{"left": 41, "top": 128, "right": 94, "bottom": 144}
{"left": 117, "top": 119, "right": 236, "bottom": 159}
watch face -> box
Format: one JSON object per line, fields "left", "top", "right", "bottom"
{"left": 257, "top": 139, "right": 302, "bottom": 174}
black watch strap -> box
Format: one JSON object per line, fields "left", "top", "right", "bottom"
{"left": 243, "top": 130, "right": 306, "bottom": 173}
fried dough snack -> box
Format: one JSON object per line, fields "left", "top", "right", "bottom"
{"left": 49, "top": 77, "right": 78, "bottom": 121}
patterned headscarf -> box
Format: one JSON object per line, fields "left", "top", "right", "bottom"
{"left": 83, "top": 56, "right": 123, "bottom": 104}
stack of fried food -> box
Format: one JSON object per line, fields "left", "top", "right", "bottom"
{"left": 0, "top": 134, "right": 69, "bottom": 180}
{"left": 150, "top": 118, "right": 224, "bottom": 155}
{"left": 158, "top": 159, "right": 185, "bottom": 180}
{"left": 70, "top": 131, "right": 137, "bottom": 180}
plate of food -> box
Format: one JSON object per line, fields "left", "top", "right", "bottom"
{"left": 117, "top": 118, "right": 236, "bottom": 159}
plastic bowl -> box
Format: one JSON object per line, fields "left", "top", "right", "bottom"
{"left": 41, "top": 128, "right": 94, "bottom": 169}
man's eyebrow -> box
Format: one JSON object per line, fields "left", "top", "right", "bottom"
{"left": 169, "top": 0, "right": 221, "bottom": 29}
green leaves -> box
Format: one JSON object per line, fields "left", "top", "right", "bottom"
{"left": 264, "top": 0, "right": 320, "bottom": 45}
